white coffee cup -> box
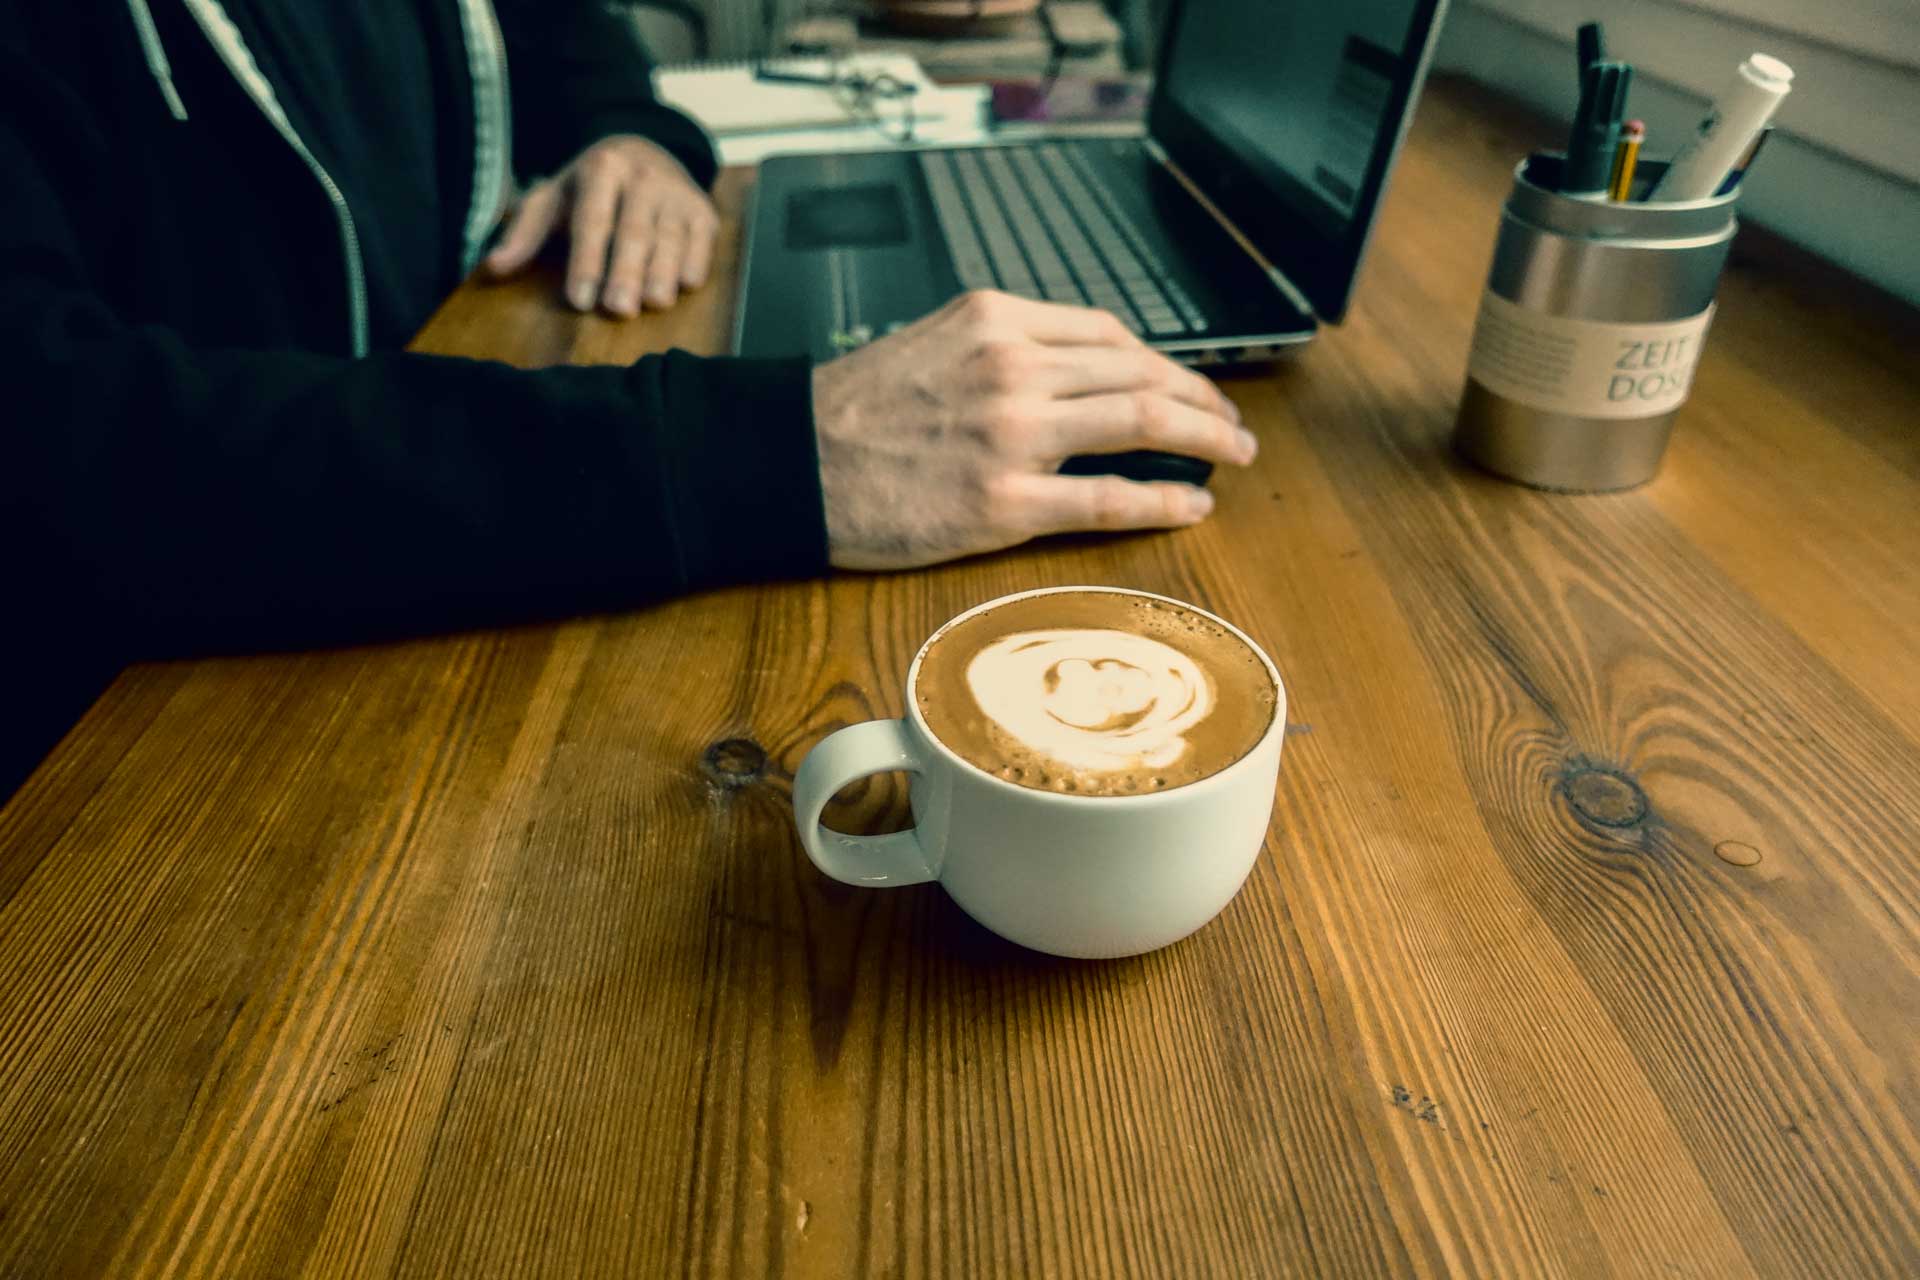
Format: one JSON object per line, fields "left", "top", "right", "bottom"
{"left": 791, "top": 586, "right": 1288, "bottom": 958}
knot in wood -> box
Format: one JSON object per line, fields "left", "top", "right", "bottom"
{"left": 702, "top": 738, "right": 768, "bottom": 789}
{"left": 1562, "top": 764, "right": 1649, "bottom": 830}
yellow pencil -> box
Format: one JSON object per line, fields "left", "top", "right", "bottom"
{"left": 1610, "top": 119, "right": 1646, "bottom": 201}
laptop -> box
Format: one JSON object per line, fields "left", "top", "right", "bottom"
{"left": 735, "top": 0, "right": 1449, "bottom": 371}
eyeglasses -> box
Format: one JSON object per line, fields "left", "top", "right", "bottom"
{"left": 751, "top": 58, "right": 922, "bottom": 145}
{"left": 834, "top": 69, "right": 921, "bottom": 144}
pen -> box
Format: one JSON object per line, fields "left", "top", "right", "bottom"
{"left": 1714, "top": 123, "right": 1775, "bottom": 196}
{"left": 1609, "top": 119, "right": 1644, "bottom": 201}
{"left": 1562, "top": 61, "right": 1633, "bottom": 200}
{"left": 753, "top": 68, "right": 840, "bottom": 88}
{"left": 1577, "top": 22, "right": 1606, "bottom": 73}
{"left": 1650, "top": 53, "right": 1793, "bottom": 201}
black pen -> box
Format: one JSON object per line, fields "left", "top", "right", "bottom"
{"left": 1577, "top": 21, "right": 1605, "bottom": 73}
{"left": 752, "top": 65, "right": 920, "bottom": 96}
{"left": 753, "top": 67, "right": 839, "bottom": 88}
{"left": 1562, "top": 61, "right": 1633, "bottom": 200}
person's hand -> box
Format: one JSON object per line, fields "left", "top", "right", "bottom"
{"left": 483, "top": 134, "right": 719, "bottom": 317}
{"left": 813, "top": 290, "right": 1256, "bottom": 570}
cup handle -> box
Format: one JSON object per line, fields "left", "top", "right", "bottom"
{"left": 791, "top": 719, "right": 937, "bottom": 887}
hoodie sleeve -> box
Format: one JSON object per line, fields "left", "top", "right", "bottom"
{"left": 493, "top": 0, "right": 719, "bottom": 187}
{"left": 0, "top": 55, "right": 826, "bottom": 660}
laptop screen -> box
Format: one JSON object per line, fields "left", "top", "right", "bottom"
{"left": 1149, "top": 0, "right": 1448, "bottom": 322}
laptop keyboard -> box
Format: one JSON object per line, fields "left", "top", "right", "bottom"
{"left": 917, "top": 143, "right": 1210, "bottom": 337}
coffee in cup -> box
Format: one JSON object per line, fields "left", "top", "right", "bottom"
{"left": 792, "top": 587, "right": 1288, "bottom": 958}
{"left": 914, "top": 590, "right": 1276, "bottom": 797}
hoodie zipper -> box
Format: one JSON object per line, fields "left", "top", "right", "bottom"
{"left": 177, "top": 0, "right": 370, "bottom": 358}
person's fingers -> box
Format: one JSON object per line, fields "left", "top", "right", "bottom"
{"left": 679, "top": 209, "right": 717, "bottom": 289}
{"left": 1015, "top": 472, "right": 1216, "bottom": 534}
{"left": 599, "top": 193, "right": 658, "bottom": 317}
{"left": 564, "top": 162, "right": 622, "bottom": 311}
{"left": 1032, "top": 346, "right": 1240, "bottom": 422}
{"left": 641, "top": 219, "right": 687, "bottom": 309}
{"left": 1045, "top": 392, "right": 1256, "bottom": 466}
{"left": 949, "top": 290, "right": 1142, "bottom": 348}
{"left": 483, "top": 181, "right": 563, "bottom": 278}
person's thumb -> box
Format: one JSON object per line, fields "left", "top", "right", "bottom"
{"left": 484, "top": 181, "right": 564, "bottom": 278}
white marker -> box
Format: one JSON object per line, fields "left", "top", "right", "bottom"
{"left": 1649, "top": 53, "right": 1793, "bottom": 202}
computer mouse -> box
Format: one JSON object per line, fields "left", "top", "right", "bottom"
{"left": 1058, "top": 450, "right": 1215, "bottom": 487}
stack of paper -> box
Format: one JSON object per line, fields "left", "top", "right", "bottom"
{"left": 653, "top": 55, "right": 943, "bottom": 136}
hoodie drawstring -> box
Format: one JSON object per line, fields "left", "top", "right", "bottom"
{"left": 126, "top": 0, "right": 190, "bottom": 121}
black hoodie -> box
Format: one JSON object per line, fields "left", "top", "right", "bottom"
{"left": 0, "top": 0, "right": 829, "bottom": 799}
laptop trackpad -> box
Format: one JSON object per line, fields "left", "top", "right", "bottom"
{"left": 785, "top": 184, "right": 909, "bottom": 250}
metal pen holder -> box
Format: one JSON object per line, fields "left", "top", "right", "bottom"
{"left": 1454, "top": 155, "right": 1738, "bottom": 492}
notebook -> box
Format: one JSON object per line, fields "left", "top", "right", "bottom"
{"left": 653, "top": 55, "right": 942, "bottom": 136}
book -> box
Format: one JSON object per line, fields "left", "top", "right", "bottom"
{"left": 989, "top": 75, "right": 1150, "bottom": 125}
{"left": 653, "top": 55, "right": 941, "bottom": 136}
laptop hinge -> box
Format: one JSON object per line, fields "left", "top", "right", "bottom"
{"left": 1143, "top": 137, "right": 1317, "bottom": 322}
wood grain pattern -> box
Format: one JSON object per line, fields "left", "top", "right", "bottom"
{"left": 3, "top": 76, "right": 1918, "bottom": 1278}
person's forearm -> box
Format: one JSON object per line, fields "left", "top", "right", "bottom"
{"left": 5, "top": 278, "right": 824, "bottom": 656}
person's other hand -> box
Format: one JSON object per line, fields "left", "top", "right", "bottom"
{"left": 814, "top": 290, "right": 1256, "bottom": 570}
{"left": 483, "top": 135, "right": 719, "bottom": 317}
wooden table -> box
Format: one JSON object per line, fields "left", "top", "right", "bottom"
{"left": 4, "top": 77, "right": 1918, "bottom": 1277}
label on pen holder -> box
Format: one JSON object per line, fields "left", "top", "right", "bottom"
{"left": 1467, "top": 291, "right": 1716, "bottom": 419}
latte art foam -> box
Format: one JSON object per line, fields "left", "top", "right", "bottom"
{"left": 965, "top": 630, "right": 1214, "bottom": 773}
{"left": 916, "top": 590, "right": 1277, "bottom": 796}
